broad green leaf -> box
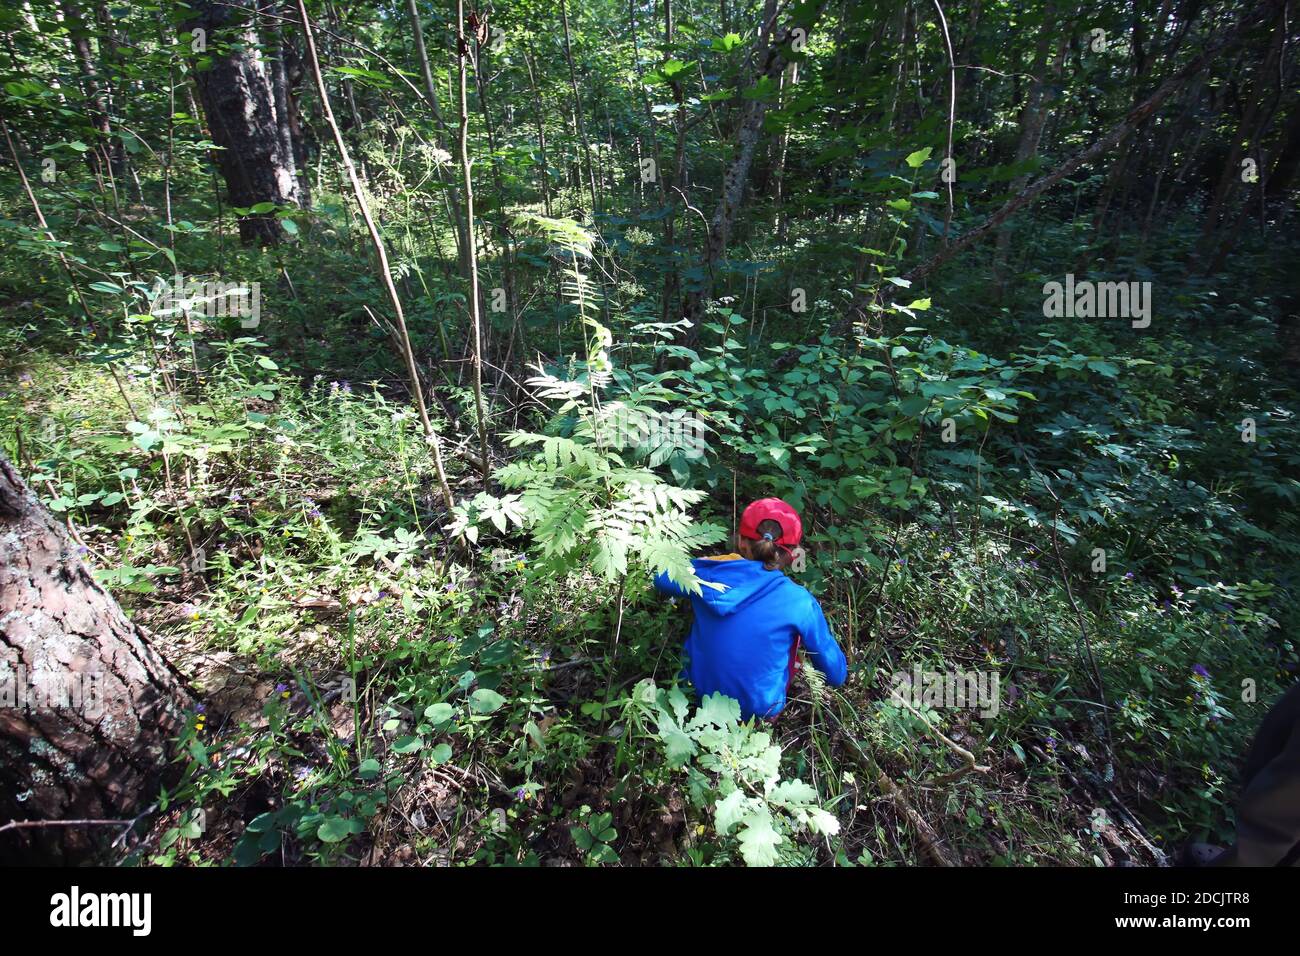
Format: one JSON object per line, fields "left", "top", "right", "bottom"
{"left": 768, "top": 779, "right": 819, "bottom": 808}
{"left": 736, "top": 812, "right": 783, "bottom": 866}
{"left": 806, "top": 807, "right": 841, "bottom": 836}
{"left": 469, "top": 688, "right": 506, "bottom": 714}
{"left": 905, "top": 147, "right": 933, "bottom": 168}
{"left": 714, "top": 789, "right": 749, "bottom": 835}
{"left": 691, "top": 693, "right": 741, "bottom": 730}
{"left": 392, "top": 735, "right": 423, "bottom": 754}
{"left": 317, "top": 816, "right": 351, "bottom": 843}
{"left": 424, "top": 702, "right": 455, "bottom": 726}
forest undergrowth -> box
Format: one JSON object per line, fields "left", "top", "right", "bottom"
{"left": 2, "top": 0, "right": 1298, "bottom": 868}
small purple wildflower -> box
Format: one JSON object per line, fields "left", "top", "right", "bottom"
{"left": 1192, "top": 664, "right": 1211, "bottom": 680}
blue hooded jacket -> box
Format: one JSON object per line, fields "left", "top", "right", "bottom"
{"left": 653, "top": 555, "right": 847, "bottom": 720}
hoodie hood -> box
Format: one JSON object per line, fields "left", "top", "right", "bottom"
{"left": 690, "top": 556, "right": 789, "bottom": 617}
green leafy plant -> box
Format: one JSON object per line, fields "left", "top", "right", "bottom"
{"left": 569, "top": 805, "right": 619, "bottom": 865}
{"left": 624, "top": 680, "right": 841, "bottom": 866}
{"left": 447, "top": 216, "right": 726, "bottom": 593}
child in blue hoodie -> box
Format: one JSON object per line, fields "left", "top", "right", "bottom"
{"left": 653, "top": 498, "right": 847, "bottom": 720}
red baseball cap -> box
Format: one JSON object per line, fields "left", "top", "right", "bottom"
{"left": 739, "top": 498, "right": 803, "bottom": 555}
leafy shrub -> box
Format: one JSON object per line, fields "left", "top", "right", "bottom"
{"left": 623, "top": 680, "right": 840, "bottom": 866}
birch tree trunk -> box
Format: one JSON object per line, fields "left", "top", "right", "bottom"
{"left": 683, "top": 2, "right": 828, "bottom": 336}
{"left": 267, "top": 2, "right": 309, "bottom": 208}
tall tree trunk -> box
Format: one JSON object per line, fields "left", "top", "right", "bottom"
{"left": 405, "top": 0, "right": 469, "bottom": 274}
{"left": 456, "top": 0, "right": 492, "bottom": 484}
{"left": 1265, "top": 104, "right": 1300, "bottom": 200}
{"left": 559, "top": 0, "right": 599, "bottom": 215}
{"left": 1140, "top": 74, "right": 1206, "bottom": 242}
{"left": 993, "top": 0, "right": 1063, "bottom": 274}
{"left": 186, "top": 0, "right": 301, "bottom": 244}
{"left": 683, "top": 1, "right": 828, "bottom": 336}
{"left": 58, "top": 0, "right": 120, "bottom": 180}
{"left": 267, "top": 2, "right": 307, "bottom": 208}
{"left": 0, "top": 455, "right": 194, "bottom": 864}
{"left": 1090, "top": 0, "right": 1183, "bottom": 253}
{"left": 661, "top": 10, "right": 689, "bottom": 327}
{"left": 628, "top": 0, "right": 676, "bottom": 323}
{"left": 774, "top": 60, "right": 798, "bottom": 243}
{"left": 1204, "top": 50, "right": 1296, "bottom": 273}
{"left": 1197, "top": 4, "right": 1288, "bottom": 267}
{"left": 472, "top": 30, "right": 521, "bottom": 372}
{"left": 522, "top": 41, "right": 553, "bottom": 216}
